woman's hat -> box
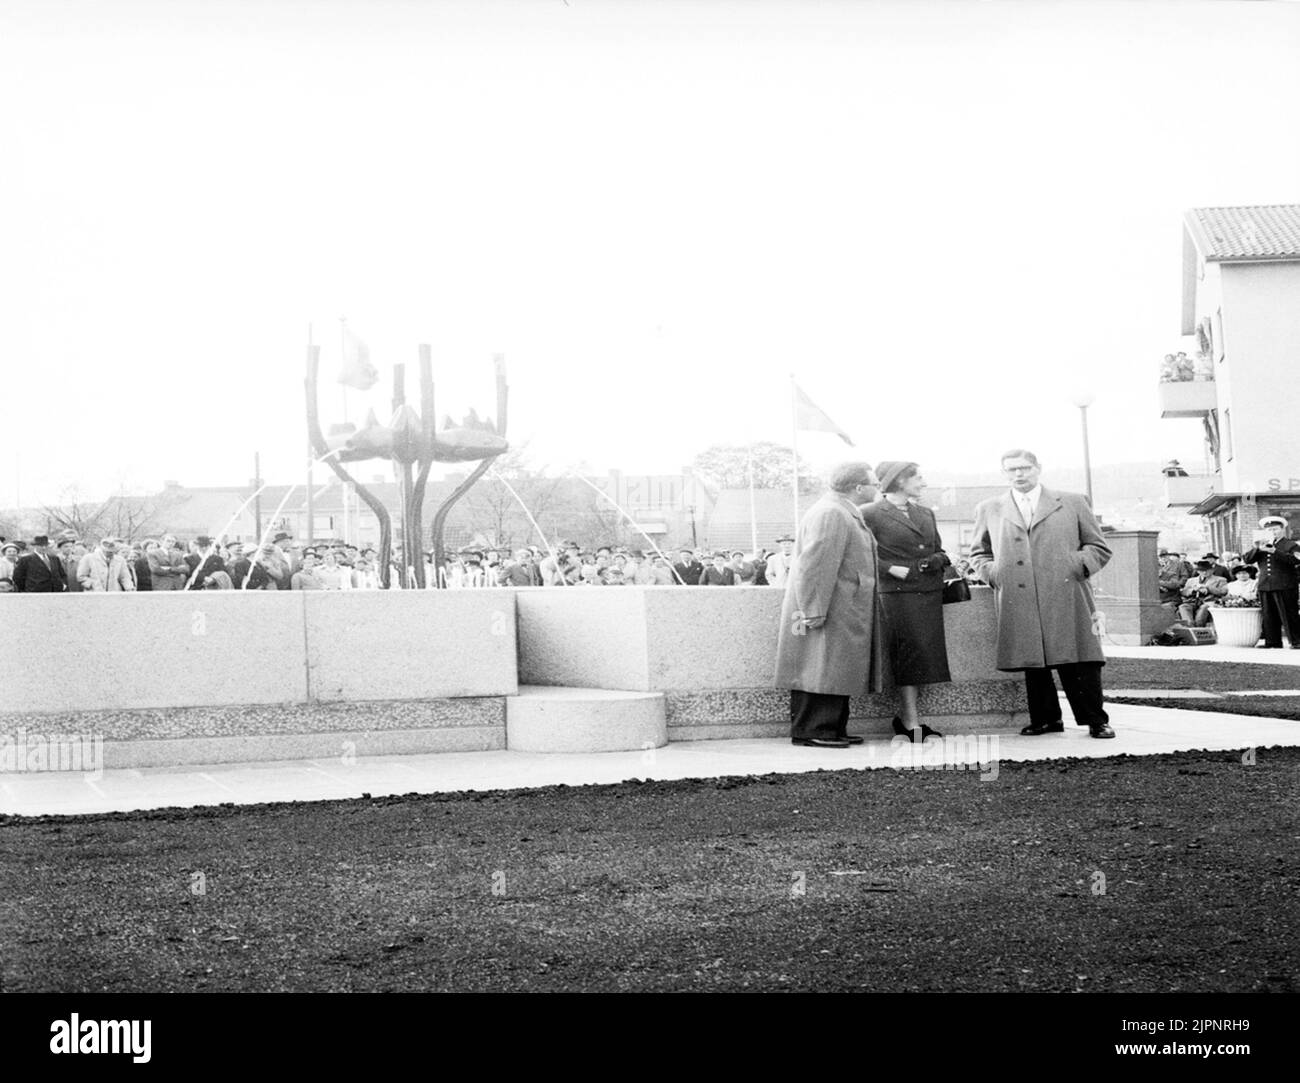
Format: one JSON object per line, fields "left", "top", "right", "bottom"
{"left": 876, "top": 460, "right": 917, "bottom": 494}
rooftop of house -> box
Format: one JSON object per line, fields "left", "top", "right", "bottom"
{"left": 1184, "top": 204, "right": 1300, "bottom": 263}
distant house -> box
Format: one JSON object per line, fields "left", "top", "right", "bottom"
{"left": 1163, "top": 204, "right": 1300, "bottom": 553}
{"left": 701, "top": 489, "right": 798, "bottom": 554}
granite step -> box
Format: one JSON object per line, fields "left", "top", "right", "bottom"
{"left": 506, "top": 686, "right": 668, "bottom": 753}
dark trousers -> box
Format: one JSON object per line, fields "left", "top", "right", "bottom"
{"left": 1024, "top": 662, "right": 1109, "bottom": 728}
{"left": 1259, "top": 589, "right": 1300, "bottom": 648}
{"left": 790, "top": 690, "right": 850, "bottom": 741}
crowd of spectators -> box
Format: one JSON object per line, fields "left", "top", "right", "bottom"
{"left": 0, "top": 530, "right": 801, "bottom": 593}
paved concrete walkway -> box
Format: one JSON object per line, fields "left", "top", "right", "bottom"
{"left": 1105, "top": 644, "right": 1300, "bottom": 664}
{"left": 2, "top": 701, "right": 1296, "bottom": 818}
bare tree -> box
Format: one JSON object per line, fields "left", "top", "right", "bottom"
{"left": 40, "top": 485, "right": 182, "bottom": 544}
{"left": 41, "top": 485, "right": 111, "bottom": 542}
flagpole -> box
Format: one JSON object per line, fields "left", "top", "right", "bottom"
{"left": 790, "top": 374, "right": 800, "bottom": 537}
{"left": 747, "top": 441, "right": 758, "bottom": 558}
{"left": 306, "top": 323, "right": 315, "bottom": 546}
{"left": 339, "top": 317, "right": 351, "bottom": 545}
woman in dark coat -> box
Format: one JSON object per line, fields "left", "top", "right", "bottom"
{"left": 860, "top": 461, "right": 952, "bottom": 742}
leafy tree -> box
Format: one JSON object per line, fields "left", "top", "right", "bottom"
{"left": 691, "top": 442, "right": 822, "bottom": 494}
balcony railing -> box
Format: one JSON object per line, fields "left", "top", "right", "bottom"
{"left": 1158, "top": 378, "right": 1217, "bottom": 419}
{"left": 1164, "top": 473, "right": 1221, "bottom": 508}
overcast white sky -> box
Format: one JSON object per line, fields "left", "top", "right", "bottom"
{"left": 3, "top": 0, "right": 1298, "bottom": 507}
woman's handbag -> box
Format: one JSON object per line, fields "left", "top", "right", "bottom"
{"left": 942, "top": 576, "right": 971, "bottom": 604}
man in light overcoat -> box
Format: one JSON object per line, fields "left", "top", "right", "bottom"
{"left": 968, "top": 449, "right": 1115, "bottom": 738}
{"left": 774, "top": 461, "right": 885, "bottom": 748}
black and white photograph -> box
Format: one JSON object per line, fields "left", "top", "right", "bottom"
{"left": 0, "top": 0, "right": 1294, "bottom": 1062}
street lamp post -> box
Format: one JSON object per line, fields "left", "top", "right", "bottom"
{"left": 1071, "top": 393, "right": 1095, "bottom": 506}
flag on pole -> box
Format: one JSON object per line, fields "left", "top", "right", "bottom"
{"left": 338, "top": 327, "right": 379, "bottom": 391}
{"left": 793, "top": 382, "right": 854, "bottom": 445}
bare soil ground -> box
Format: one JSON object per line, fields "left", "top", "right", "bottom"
{"left": 2, "top": 747, "right": 1297, "bottom": 993}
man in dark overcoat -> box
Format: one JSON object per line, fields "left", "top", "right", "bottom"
{"left": 13, "top": 535, "right": 67, "bottom": 593}
{"left": 774, "top": 461, "right": 884, "bottom": 748}
{"left": 968, "top": 449, "right": 1114, "bottom": 738}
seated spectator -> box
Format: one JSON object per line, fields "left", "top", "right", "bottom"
{"left": 1177, "top": 560, "right": 1228, "bottom": 626}
{"left": 1218, "top": 565, "right": 1259, "bottom": 606}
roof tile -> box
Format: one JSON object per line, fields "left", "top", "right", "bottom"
{"left": 1185, "top": 204, "right": 1300, "bottom": 262}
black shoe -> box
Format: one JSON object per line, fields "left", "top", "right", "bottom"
{"left": 792, "top": 737, "right": 851, "bottom": 748}
{"left": 842, "top": 735, "right": 865, "bottom": 745}
{"left": 920, "top": 724, "right": 943, "bottom": 742}
{"left": 891, "top": 717, "right": 916, "bottom": 742}
{"left": 1020, "top": 720, "right": 1065, "bottom": 736}
{"left": 1089, "top": 724, "right": 1116, "bottom": 739}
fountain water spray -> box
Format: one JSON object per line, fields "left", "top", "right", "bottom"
{"left": 566, "top": 471, "right": 685, "bottom": 585}
{"left": 486, "top": 469, "right": 560, "bottom": 577}
{"left": 227, "top": 449, "right": 343, "bottom": 589}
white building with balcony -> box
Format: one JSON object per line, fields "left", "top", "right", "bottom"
{"left": 1163, "top": 204, "right": 1300, "bottom": 553}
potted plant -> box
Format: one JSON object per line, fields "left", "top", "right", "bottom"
{"left": 1208, "top": 594, "right": 1262, "bottom": 648}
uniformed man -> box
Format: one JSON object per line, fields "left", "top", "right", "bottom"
{"left": 1241, "top": 516, "right": 1300, "bottom": 648}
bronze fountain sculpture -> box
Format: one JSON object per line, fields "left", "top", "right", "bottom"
{"left": 305, "top": 344, "right": 509, "bottom": 588}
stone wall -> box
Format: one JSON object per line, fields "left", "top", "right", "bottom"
{"left": 517, "top": 585, "right": 1025, "bottom": 740}
{"left": 0, "top": 592, "right": 517, "bottom": 763}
